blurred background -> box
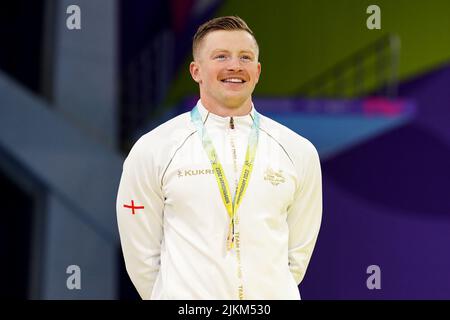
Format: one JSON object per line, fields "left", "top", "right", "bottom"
{"left": 1, "top": 0, "right": 449, "bottom": 299}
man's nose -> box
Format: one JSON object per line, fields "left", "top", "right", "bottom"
{"left": 226, "top": 57, "right": 243, "bottom": 71}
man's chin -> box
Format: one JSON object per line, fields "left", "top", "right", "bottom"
{"left": 221, "top": 96, "right": 250, "bottom": 109}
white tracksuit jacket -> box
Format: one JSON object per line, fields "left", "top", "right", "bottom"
{"left": 116, "top": 100, "right": 322, "bottom": 300}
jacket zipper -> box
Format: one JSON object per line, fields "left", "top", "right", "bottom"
{"left": 229, "top": 117, "right": 235, "bottom": 129}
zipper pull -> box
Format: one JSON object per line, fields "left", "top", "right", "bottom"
{"left": 229, "top": 117, "right": 235, "bottom": 129}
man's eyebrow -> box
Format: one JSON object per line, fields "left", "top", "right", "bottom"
{"left": 211, "top": 49, "right": 230, "bottom": 54}
{"left": 240, "top": 50, "right": 255, "bottom": 56}
{"left": 210, "top": 49, "right": 256, "bottom": 55}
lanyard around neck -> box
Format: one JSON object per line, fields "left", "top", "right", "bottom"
{"left": 191, "top": 105, "right": 260, "bottom": 250}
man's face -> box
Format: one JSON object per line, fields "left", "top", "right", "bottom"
{"left": 190, "top": 30, "right": 261, "bottom": 109}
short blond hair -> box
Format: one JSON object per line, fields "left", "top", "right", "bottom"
{"left": 192, "top": 16, "right": 258, "bottom": 60}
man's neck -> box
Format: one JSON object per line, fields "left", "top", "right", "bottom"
{"left": 200, "top": 98, "right": 252, "bottom": 117}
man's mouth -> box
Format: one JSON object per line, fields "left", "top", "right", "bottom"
{"left": 220, "top": 77, "right": 246, "bottom": 83}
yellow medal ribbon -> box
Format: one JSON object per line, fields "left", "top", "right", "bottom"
{"left": 191, "top": 106, "right": 260, "bottom": 250}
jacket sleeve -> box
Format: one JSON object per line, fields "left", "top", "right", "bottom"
{"left": 116, "top": 137, "right": 164, "bottom": 299}
{"left": 287, "top": 142, "right": 323, "bottom": 285}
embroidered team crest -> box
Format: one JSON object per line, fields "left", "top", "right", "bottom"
{"left": 264, "top": 168, "right": 286, "bottom": 186}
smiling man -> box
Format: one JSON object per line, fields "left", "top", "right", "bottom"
{"left": 116, "top": 16, "right": 323, "bottom": 300}
{"left": 190, "top": 21, "right": 261, "bottom": 116}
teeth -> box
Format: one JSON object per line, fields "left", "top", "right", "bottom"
{"left": 223, "top": 78, "right": 244, "bottom": 83}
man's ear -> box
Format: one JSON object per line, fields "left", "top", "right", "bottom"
{"left": 189, "top": 61, "right": 201, "bottom": 84}
{"left": 255, "top": 62, "right": 262, "bottom": 84}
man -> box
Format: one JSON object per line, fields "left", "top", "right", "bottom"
{"left": 116, "top": 16, "right": 322, "bottom": 300}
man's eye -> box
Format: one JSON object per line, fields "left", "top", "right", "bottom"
{"left": 215, "top": 55, "right": 226, "bottom": 60}
{"left": 241, "top": 55, "right": 252, "bottom": 61}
